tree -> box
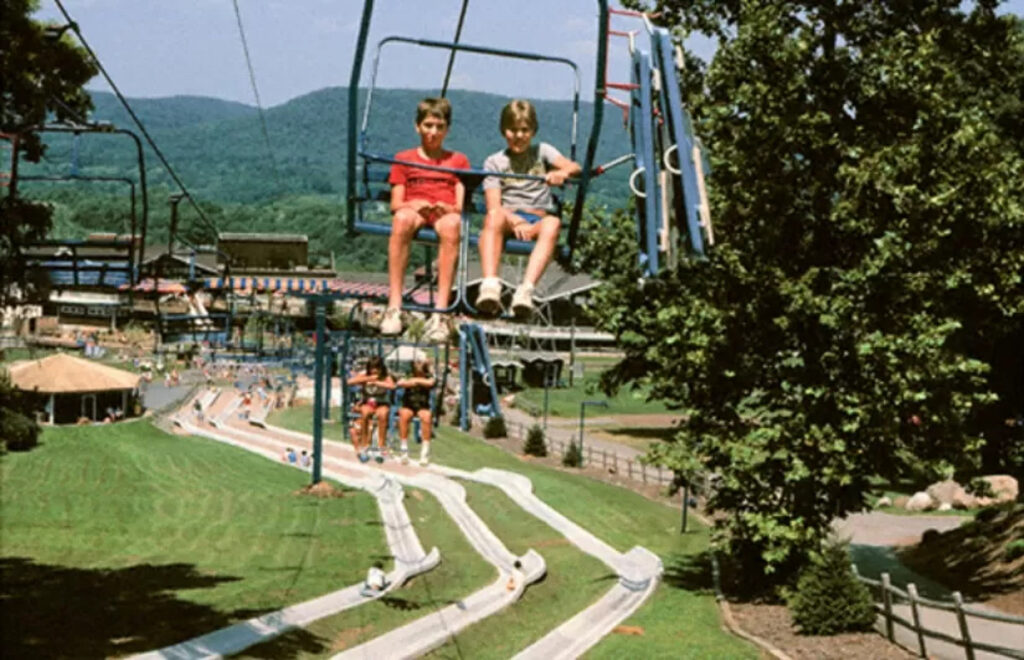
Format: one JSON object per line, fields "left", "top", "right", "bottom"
{"left": 582, "top": 1, "right": 1024, "bottom": 584}
{"left": 1, "top": 0, "right": 97, "bottom": 305}
{"left": 0, "top": 369, "right": 41, "bottom": 452}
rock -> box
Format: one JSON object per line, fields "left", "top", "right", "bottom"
{"left": 951, "top": 491, "right": 978, "bottom": 509}
{"left": 875, "top": 496, "right": 893, "bottom": 508}
{"left": 979, "top": 475, "right": 1019, "bottom": 503}
{"left": 906, "top": 491, "right": 935, "bottom": 512}
{"left": 893, "top": 495, "right": 910, "bottom": 509}
{"left": 927, "top": 479, "right": 969, "bottom": 506}
{"left": 937, "top": 502, "right": 953, "bottom": 512}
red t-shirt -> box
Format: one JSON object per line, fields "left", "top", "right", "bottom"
{"left": 388, "top": 148, "right": 470, "bottom": 206}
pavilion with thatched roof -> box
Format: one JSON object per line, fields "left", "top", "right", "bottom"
{"left": 7, "top": 353, "right": 142, "bottom": 424}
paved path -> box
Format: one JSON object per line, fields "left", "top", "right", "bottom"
{"left": 836, "top": 511, "right": 1023, "bottom": 660}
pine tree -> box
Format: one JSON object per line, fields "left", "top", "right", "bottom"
{"left": 523, "top": 424, "right": 547, "bottom": 457}
{"left": 788, "top": 542, "right": 876, "bottom": 635}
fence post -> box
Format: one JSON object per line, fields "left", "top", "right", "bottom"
{"left": 907, "top": 583, "right": 927, "bottom": 658}
{"left": 602, "top": 449, "right": 607, "bottom": 468}
{"left": 613, "top": 453, "right": 618, "bottom": 472}
{"left": 881, "top": 573, "right": 894, "bottom": 642}
{"left": 587, "top": 445, "right": 593, "bottom": 465}
{"left": 657, "top": 465, "right": 663, "bottom": 484}
{"left": 953, "top": 591, "right": 975, "bottom": 660}
{"left": 641, "top": 462, "right": 647, "bottom": 483}
{"left": 627, "top": 459, "right": 633, "bottom": 479}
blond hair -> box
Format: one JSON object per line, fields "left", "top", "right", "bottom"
{"left": 499, "top": 99, "right": 538, "bottom": 134}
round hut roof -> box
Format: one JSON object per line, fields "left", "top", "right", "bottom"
{"left": 7, "top": 353, "right": 141, "bottom": 394}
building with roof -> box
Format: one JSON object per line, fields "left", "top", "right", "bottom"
{"left": 7, "top": 353, "right": 142, "bottom": 424}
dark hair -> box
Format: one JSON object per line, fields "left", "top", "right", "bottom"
{"left": 417, "top": 97, "right": 452, "bottom": 124}
{"left": 411, "top": 358, "right": 432, "bottom": 379}
{"left": 366, "top": 355, "right": 388, "bottom": 378}
{"left": 500, "top": 99, "right": 538, "bottom": 134}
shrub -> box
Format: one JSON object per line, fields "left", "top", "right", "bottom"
{"left": 788, "top": 541, "right": 876, "bottom": 635}
{"left": 562, "top": 440, "right": 583, "bottom": 468}
{"left": 1006, "top": 540, "right": 1024, "bottom": 562}
{"left": 483, "top": 415, "right": 507, "bottom": 439}
{"left": 523, "top": 424, "right": 547, "bottom": 457}
{"left": 2, "top": 410, "right": 40, "bottom": 452}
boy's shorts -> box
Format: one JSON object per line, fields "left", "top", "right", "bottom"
{"left": 513, "top": 211, "right": 546, "bottom": 225}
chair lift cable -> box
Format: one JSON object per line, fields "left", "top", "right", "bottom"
{"left": 231, "top": 0, "right": 283, "bottom": 194}
{"left": 52, "top": 0, "right": 220, "bottom": 239}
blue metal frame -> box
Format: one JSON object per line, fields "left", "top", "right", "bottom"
{"left": 653, "top": 29, "right": 706, "bottom": 257}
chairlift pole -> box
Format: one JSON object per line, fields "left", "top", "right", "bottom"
{"left": 311, "top": 298, "right": 326, "bottom": 484}
{"left": 440, "top": 0, "right": 470, "bottom": 98}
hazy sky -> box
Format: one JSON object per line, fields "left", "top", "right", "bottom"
{"left": 33, "top": 1, "right": 1024, "bottom": 108}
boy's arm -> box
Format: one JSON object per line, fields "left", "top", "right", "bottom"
{"left": 545, "top": 155, "right": 582, "bottom": 187}
{"left": 484, "top": 187, "right": 503, "bottom": 211}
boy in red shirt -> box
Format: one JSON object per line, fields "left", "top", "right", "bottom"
{"left": 384, "top": 97, "right": 469, "bottom": 341}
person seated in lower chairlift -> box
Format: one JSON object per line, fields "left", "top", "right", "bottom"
{"left": 396, "top": 358, "right": 436, "bottom": 466}
{"left": 347, "top": 356, "right": 395, "bottom": 464}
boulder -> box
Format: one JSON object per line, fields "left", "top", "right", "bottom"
{"left": 937, "top": 502, "right": 953, "bottom": 512}
{"left": 906, "top": 491, "right": 935, "bottom": 512}
{"left": 951, "top": 491, "right": 978, "bottom": 509}
{"left": 875, "top": 496, "right": 893, "bottom": 508}
{"left": 927, "top": 479, "right": 968, "bottom": 506}
{"left": 893, "top": 495, "right": 910, "bottom": 510}
{"left": 979, "top": 475, "right": 1019, "bottom": 503}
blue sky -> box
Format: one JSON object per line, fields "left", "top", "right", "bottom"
{"left": 33, "top": 0, "right": 1023, "bottom": 108}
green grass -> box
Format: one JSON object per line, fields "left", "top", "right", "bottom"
{"left": 427, "top": 481, "right": 612, "bottom": 658}
{"left": 512, "top": 372, "right": 674, "bottom": 418}
{"left": 238, "top": 486, "right": 495, "bottom": 658}
{"left": 273, "top": 405, "right": 756, "bottom": 658}
{"left": 0, "top": 421, "right": 388, "bottom": 657}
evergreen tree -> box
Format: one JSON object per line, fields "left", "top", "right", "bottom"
{"left": 523, "top": 424, "right": 547, "bottom": 457}
{"left": 788, "top": 542, "right": 876, "bottom": 635}
{"left": 562, "top": 440, "right": 582, "bottom": 468}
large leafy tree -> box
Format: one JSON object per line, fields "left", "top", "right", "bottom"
{"left": 1, "top": 0, "right": 96, "bottom": 305}
{"left": 582, "top": 0, "right": 1024, "bottom": 584}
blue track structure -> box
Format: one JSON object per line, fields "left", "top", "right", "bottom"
{"left": 458, "top": 323, "right": 502, "bottom": 430}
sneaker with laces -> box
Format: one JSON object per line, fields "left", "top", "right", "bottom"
{"left": 380, "top": 307, "right": 402, "bottom": 335}
{"left": 401, "top": 449, "right": 410, "bottom": 465}
{"left": 423, "top": 314, "right": 450, "bottom": 343}
{"left": 511, "top": 282, "right": 535, "bottom": 318}
{"left": 475, "top": 277, "right": 502, "bottom": 316}
{"left": 358, "top": 451, "right": 370, "bottom": 463}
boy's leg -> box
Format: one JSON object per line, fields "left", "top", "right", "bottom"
{"left": 476, "top": 208, "right": 515, "bottom": 314}
{"left": 433, "top": 213, "right": 461, "bottom": 310}
{"left": 375, "top": 406, "right": 390, "bottom": 449}
{"left": 385, "top": 208, "right": 426, "bottom": 332}
{"left": 398, "top": 407, "right": 413, "bottom": 463}
{"left": 513, "top": 215, "right": 560, "bottom": 317}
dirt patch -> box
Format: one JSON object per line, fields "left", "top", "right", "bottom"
{"left": 729, "top": 602, "right": 915, "bottom": 659}
{"left": 899, "top": 504, "right": 1024, "bottom": 615}
{"left": 408, "top": 489, "right": 425, "bottom": 501}
{"left": 295, "top": 481, "right": 344, "bottom": 498}
{"left": 331, "top": 624, "right": 375, "bottom": 651}
{"left": 612, "top": 625, "right": 645, "bottom": 636}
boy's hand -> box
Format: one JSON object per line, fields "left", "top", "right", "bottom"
{"left": 546, "top": 171, "right": 569, "bottom": 187}
{"left": 512, "top": 222, "right": 539, "bottom": 241}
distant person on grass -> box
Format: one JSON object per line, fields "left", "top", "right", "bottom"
{"left": 476, "top": 99, "right": 581, "bottom": 318}
{"left": 347, "top": 356, "right": 395, "bottom": 464}
{"left": 396, "top": 358, "right": 436, "bottom": 466}
{"left": 383, "top": 97, "right": 469, "bottom": 342}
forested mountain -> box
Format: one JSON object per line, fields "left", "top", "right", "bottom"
{"left": 20, "top": 87, "right": 633, "bottom": 270}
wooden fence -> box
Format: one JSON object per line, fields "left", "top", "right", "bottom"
{"left": 853, "top": 567, "right": 1024, "bottom": 660}
{"left": 507, "top": 420, "right": 679, "bottom": 488}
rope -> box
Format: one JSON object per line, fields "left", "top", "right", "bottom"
{"left": 52, "top": 0, "right": 220, "bottom": 240}
{"left": 231, "top": 0, "right": 283, "bottom": 193}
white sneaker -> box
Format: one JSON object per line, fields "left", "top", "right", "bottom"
{"left": 511, "top": 282, "right": 535, "bottom": 318}
{"left": 401, "top": 445, "right": 410, "bottom": 464}
{"left": 423, "top": 314, "right": 450, "bottom": 343}
{"left": 475, "top": 278, "right": 502, "bottom": 316}
{"left": 380, "top": 307, "right": 402, "bottom": 335}
{"left": 419, "top": 445, "right": 430, "bottom": 466}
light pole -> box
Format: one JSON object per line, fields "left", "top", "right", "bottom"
{"left": 578, "top": 400, "right": 608, "bottom": 467}
{"left": 542, "top": 369, "right": 554, "bottom": 432}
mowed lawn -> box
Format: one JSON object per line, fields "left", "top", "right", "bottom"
{"left": 270, "top": 405, "right": 756, "bottom": 658}
{"left": 0, "top": 421, "right": 387, "bottom": 658}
